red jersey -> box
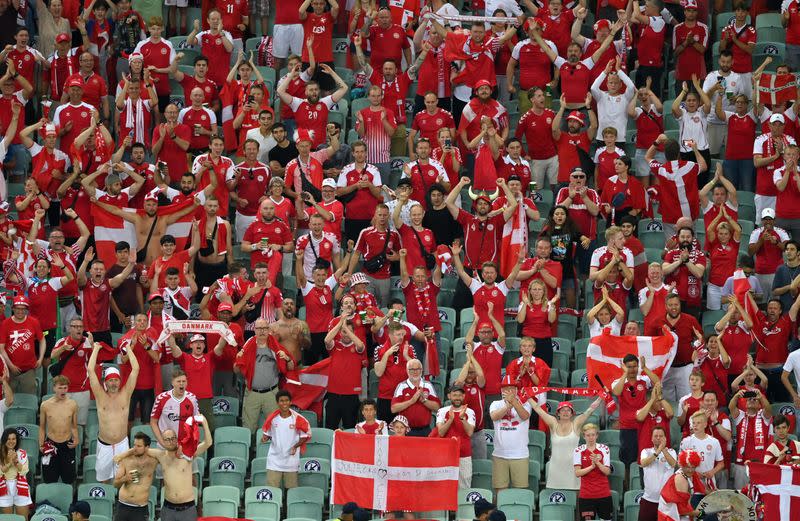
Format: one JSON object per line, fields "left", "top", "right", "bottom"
{"left": 337, "top": 163, "right": 383, "bottom": 220}
{"left": 275, "top": 0, "right": 302, "bottom": 24}
{"left": 0, "top": 316, "right": 42, "bottom": 372}
{"left": 391, "top": 378, "right": 441, "bottom": 428}
{"left": 354, "top": 226, "right": 400, "bottom": 280}
{"left": 416, "top": 40, "right": 450, "bottom": 98}
{"left": 301, "top": 278, "right": 336, "bottom": 333}
{"left": 7, "top": 46, "right": 42, "bottom": 89}
{"left": 634, "top": 107, "right": 664, "bottom": 150}
{"left": 698, "top": 355, "right": 730, "bottom": 402}
{"left": 573, "top": 444, "right": 612, "bottom": 498}
{"left": 412, "top": 109, "right": 454, "bottom": 145}
{"left": 774, "top": 166, "right": 800, "bottom": 219}
{"left": 750, "top": 226, "right": 790, "bottom": 274}
{"left": 456, "top": 210, "right": 503, "bottom": 269}
{"left": 458, "top": 98, "right": 508, "bottom": 151}
{"left": 614, "top": 375, "right": 651, "bottom": 429}
{"left": 302, "top": 12, "right": 334, "bottom": 62}
{"left": 64, "top": 72, "right": 107, "bottom": 111}
{"left": 289, "top": 96, "right": 335, "bottom": 148}
{"left": 718, "top": 321, "right": 752, "bottom": 375}
{"left": 664, "top": 313, "right": 703, "bottom": 366}
{"left": 366, "top": 23, "right": 410, "bottom": 70}
{"left": 511, "top": 38, "right": 556, "bottom": 91}
{"left": 305, "top": 200, "right": 344, "bottom": 241}
{"left": 82, "top": 278, "right": 113, "bottom": 332}
{"left": 663, "top": 248, "right": 706, "bottom": 308}
{"left": 515, "top": 108, "right": 557, "bottom": 159}
{"left": 53, "top": 336, "right": 91, "bottom": 392}
{"left": 120, "top": 330, "right": 158, "bottom": 390}
{"left": 496, "top": 156, "right": 532, "bottom": 188}
{"left": 51, "top": 102, "right": 94, "bottom": 157}
{"left": 217, "top": 0, "right": 249, "bottom": 38}
{"left": 650, "top": 159, "right": 701, "bottom": 224}
{"left": 636, "top": 16, "right": 666, "bottom": 67}
{"left": 472, "top": 341, "right": 504, "bottom": 394}
{"left": 178, "top": 75, "right": 218, "bottom": 106}
{"left": 133, "top": 38, "right": 176, "bottom": 96}
{"left": 724, "top": 111, "right": 757, "bottom": 161}
{"left": 197, "top": 31, "right": 233, "bottom": 86}
{"left": 672, "top": 22, "right": 709, "bottom": 80}
{"left": 178, "top": 106, "right": 217, "bottom": 150}
{"left": 374, "top": 340, "right": 416, "bottom": 400}
{"left": 231, "top": 161, "right": 270, "bottom": 216}
{"left": 435, "top": 405, "right": 475, "bottom": 457}
{"left": 151, "top": 390, "right": 200, "bottom": 437}
{"left": 786, "top": 0, "right": 800, "bottom": 46}
{"left": 722, "top": 23, "right": 756, "bottom": 72}
{"left": 594, "top": 147, "right": 626, "bottom": 190}
{"left": 638, "top": 410, "right": 671, "bottom": 453}
{"left": 356, "top": 107, "right": 397, "bottom": 164}
{"left": 192, "top": 153, "right": 233, "bottom": 216}
{"left": 242, "top": 219, "right": 293, "bottom": 268}
{"left": 29, "top": 143, "right": 70, "bottom": 199}
{"left": 278, "top": 71, "right": 310, "bottom": 120}
{"left": 753, "top": 133, "right": 796, "bottom": 196}
{"left": 678, "top": 393, "right": 703, "bottom": 436}
{"left": 27, "top": 278, "right": 63, "bottom": 330}
{"left": 556, "top": 186, "right": 600, "bottom": 239}
{"left": 556, "top": 57, "right": 596, "bottom": 106}
{"left": 754, "top": 313, "right": 793, "bottom": 365}
{"left": 149, "top": 250, "right": 192, "bottom": 289}
{"left": 463, "top": 382, "right": 486, "bottom": 431}
{"left": 46, "top": 49, "right": 81, "bottom": 99}
{"left": 470, "top": 279, "right": 509, "bottom": 336}
{"left": 600, "top": 175, "right": 647, "bottom": 215}
{"left": 176, "top": 352, "right": 219, "bottom": 399}
{"left": 327, "top": 340, "right": 367, "bottom": 395}
{"left": 708, "top": 239, "right": 738, "bottom": 286}
{"left": 153, "top": 123, "right": 192, "bottom": 184}
{"left": 402, "top": 280, "right": 441, "bottom": 331}
{"left": 404, "top": 159, "right": 446, "bottom": 209}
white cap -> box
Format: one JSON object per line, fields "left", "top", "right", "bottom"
{"left": 762, "top": 207, "right": 776, "bottom": 219}
{"left": 189, "top": 334, "right": 205, "bottom": 343}
{"left": 322, "top": 178, "right": 337, "bottom": 188}
{"left": 770, "top": 113, "right": 786, "bottom": 124}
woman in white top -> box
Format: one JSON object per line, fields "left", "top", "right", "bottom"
{"left": 671, "top": 76, "right": 713, "bottom": 184}
{"left": 529, "top": 397, "right": 603, "bottom": 489}
{"left": 0, "top": 428, "right": 31, "bottom": 517}
{"left": 590, "top": 57, "right": 636, "bottom": 147}
{"left": 586, "top": 285, "right": 625, "bottom": 336}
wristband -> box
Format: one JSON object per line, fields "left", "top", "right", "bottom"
{"left": 652, "top": 141, "right": 659, "bottom": 148}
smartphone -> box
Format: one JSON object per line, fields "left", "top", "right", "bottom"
{"left": 683, "top": 139, "right": 694, "bottom": 148}
{"left": 247, "top": 95, "right": 255, "bottom": 104}
{"left": 743, "top": 391, "right": 757, "bottom": 399}
{"left": 717, "top": 76, "right": 724, "bottom": 82}
{"left": 444, "top": 138, "right": 452, "bottom": 148}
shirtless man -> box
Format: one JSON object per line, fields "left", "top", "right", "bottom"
{"left": 93, "top": 191, "right": 201, "bottom": 264}
{"left": 117, "top": 417, "right": 212, "bottom": 521}
{"left": 88, "top": 340, "right": 140, "bottom": 483}
{"left": 270, "top": 298, "right": 310, "bottom": 363}
{"left": 38, "top": 375, "right": 79, "bottom": 483}
{"left": 113, "top": 431, "right": 158, "bottom": 521}
{"left": 195, "top": 195, "right": 233, "bottom": 297}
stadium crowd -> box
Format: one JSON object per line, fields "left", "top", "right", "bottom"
{"left": 0, "top": 0, "right": 794, "bottom": 518}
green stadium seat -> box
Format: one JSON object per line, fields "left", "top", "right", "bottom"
{"left": 551, "top": 338, "right": 573, "bottom": 357}
{"left": 10, "top": 424, "right": 39, "bottom": 468}
{"left": 35, "top": 483, "right": 73, "bottom": 514}
{"left": 251, "top": 456, "right": 268, "bottom": 486}
{"left": 287, "top": 486, "right": 324, "bottom": 519}
{"left": 306, "top": 428, "right": 334, "bottom": 459}
{"left": 245, "top": 37, "right": 262, "bottom": 52}
{"left": 300, "top": 410, "right": 318, "bottom": 428}
{"left": 638, "top": 218, "right": 664, "bottom": 234}
{"left": 570, "top": 369, "right": 589, "bottom": 388}
{"left": 202, "top": 485, "right": 240, "bottom": 517}
{"left": 497, "top": 488, "right": 534, "bottom": 521}
{"left": 641, "top": 231, "right": 666, "bottom": 249}
{"left": 757, "top": 27, "right": 786, "bottom": 43}
{"left": 82, "top": 454, "right": 97, "bottom": 483}
{"left": 299, "top": 457, "right": 331, "bottom": 497}
{"left": 212, "top": 396, "right": 240, "bottom": 427}
{"left": 539, "top": 503, "right": 575, "bottom": 521}
{"left": 539, "top": 488, "right": 577, "bottom": 508}
{"left": 609, "top": 459, "right": 626, "bottom": 497}
{"left": 130, "top": 425, "right": 156, "bottom": 445}
{"left": 456, "top": 488, "right": 493, "bottom": 520}
{"left": 645, "top": 248, "right": 663, "bottom": 264}
{"left": 0, "top": 515, "right": 27, "bottom": 521}
{"left": 209, "top": 456, "right": 247, "bottom": 491}
{"left": 756, "top": 12, "right": 782, "bottom": 28}
{"left": 30, "top": 516, "right": 68, "bottom": 521}
{"left": 214, "top": 426, "right": 251, "bottom": 460}
{"left": 350, "top": 97, "right": 371, "bottom": 117}
{"left": 472, "top": 459, "right": 493, "bottom": 490}
{"left": 629, "top": 461, "right": 643, "bottom": 489}
{"left": 528, "top": 460, "right": 541, "bottom": 497}
{"left": 332, "top": 38, "right": 351, "bottom": 68}
{"left": 552, "top": 351, "right": 569, "bottom": 373}
{"left": 77, "top": 483, "right": 115, "bottom": 519}
{"left": 245, "top": 485, "right": 283, "bottom": 521}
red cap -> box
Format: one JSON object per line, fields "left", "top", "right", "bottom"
{"left": 473, "top": 79, "right": 492, "bottom": 90}
{"left": 66, "top": 77, "right": 84, "bottom": 89}
{"left": 593, "top": 19, "right": 611, "bottom": 34}
{"left": 477, "top": 321, "right": 493, "bottom": 331}
{"left": 12, "top": 296, "right": 29, "bottom": 308}
{"left": 148, "top": 293, "right": 164, "bottom": 302}
{"left": 500, "top": 374, "right": 516, "bottom": 387}
{"left": 55, "top": 33, "right": 71, "bottom": 44}
{"left": 103, "top": 367, "right": 121, "bottom": 382}
{"left": 217, "top": 302, "right": 233, "bottom": 312}
{"left": 556, "top": 401, "right": 575, "bottom": 413}
{"left": 567, "top": 111, "right": 586, "bottom": 125}
{"left": 681, "top": 0, "right": 698, "bottom": 8}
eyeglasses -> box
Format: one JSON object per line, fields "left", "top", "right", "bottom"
{"left": 408, "top": 367, "right": 423, "bottom": 371}
{"left": 571, "top": 175, "right": 586, "bottom": 179}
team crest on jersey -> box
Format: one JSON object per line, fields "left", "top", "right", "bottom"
{"left": 316, "top": 104, "right": 322, "bottom": 110}
{"left": 470, "top": 387, "right": 477, "bottom": 394}
{"left": 100, "top": 284, "right": 108, "bottom": 291}
{"left": 81, "top": 112, "right": 88, "bottom": 118}
{"left": 491, "top": 290, "right": 497, "bottom": 297}
{"left": 161, "top": 48, "right": 167, "bottom": 54}
{"left": 546, "top": 117, "right": 552, "bottom": 124}
{"left": 201, "top": 114, "right": 207, "bottom": 121}
{"left": 424, "top": 236, "right": 430, "bottom": 243}
{"left": 216, "top": 38, "right": 222, "bottom": 45}
{"left": 487, "top": 346, "right": 493, "bottom": 353}
{"left": 257, "top": 176, "right": 264, "bottom": 182}
{"left": 23, "top": 55, "right": 30, "bottom": 61}
{"left": 275, "top": 227, "right": 281, "bottom": 233}
{"left": 435, "top": 118, "right": 442, "bottom": 125}
{"left": 393, "top": 32, "right": 400, "bottom": 39}
{"left": 487, "top": 224, "right": 494, "bottom": 231}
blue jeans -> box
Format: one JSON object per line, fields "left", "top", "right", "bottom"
{"left": 722, "top": 159, "right": 755, "bottom": 192}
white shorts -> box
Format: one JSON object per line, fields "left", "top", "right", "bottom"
{"left": 67, "top": 390, "right": 90, "bottom": 426}
{"left": 272, "top": 24, "right": 304, "bottom": 59}
{"left": 96, "top": 438, "right": 130, "bottom": 482}
{"left": 0, "top": 480, "right": 32, "bottom": 507}
{"left": 163, "top": 0, "right": 189, "bottom": 7}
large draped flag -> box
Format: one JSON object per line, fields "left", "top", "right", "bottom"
{"left": 587, "top": 328, "right": 678, "bottom": 391}
{"left": 90, "top": 197, "right": 196, "bottom": 268}
{"left": 499, "top": 197, "right": 526, "bottom": 278}
{"left": 757, "top": 73, "right": 798, "bottom": 106}
{"left": 283, "top": 358, "right": 331, "bottom": 413}
{"left": 747, "top": 462, "right": 800, "bottom": 521}
{"left": 331, "top": 432, "right": 459, "bottom": 512}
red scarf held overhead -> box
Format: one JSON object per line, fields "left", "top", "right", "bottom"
{"left": 234, "top": 335, "right": 294, "bottom": 390}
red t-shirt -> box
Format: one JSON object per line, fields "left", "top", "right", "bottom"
{"left": 678, "top": 393, "right": 703, "bottom": 436}
{"left": 663, "top": 248, "right": 707, "bottom": 308}
{"left": 774, "top": 166, "right": 800, "bottom": 219}
{"left": 614, "top": 375, "right": 650, "bottom": 429}
{"left": 463, "top": 382, "right": 486, "bottom": 431}
{"left": 638, "top": 410, "right": 671, "bottom": 454}
{"left": 52, "top": 102, "right": 94, "bottom": 157}
{"left": 289, "top": 96, "right": 335, "bottom": 148}
{"left": 367, "top": 23, "right": 410, "bottom": 70}
{"left": 178, "top": 106, "right": 217, "bottom": 150}
{"left": 750, "top": 226, "right": 790, "bottom": 275}
{"left": 327, "top": 340, "right": 367, "bottom": 395}
{"left": 699, "top": 356, "right": 730, "bottom": 403}
{"left": 519, "top": 303, "right": 552, "bottom": 338}
{"left": 370, "top": 70, "right": 412, "bottom": 125}
{"left": 515, "top": 108, "right": 557, "bottom": 159}
{"left": 150, "top": 250, "right": 192, "bottom": 289}
{"left": 511, "top": 38, "right": 555, "bottom": 91}
{"left": 708, "top": 239, "right": 738, "bottom": 286}
{"left": 179, "top": 75, "right": 218, "bottom": 106}
{"left": 391, "top": 379, "right": 441, "bottom": 428}
{"left": 354, "top": 227, "right": 400, "bottom": 280}
{"left": 176, "top": 352, "right": 219, "bottom": 399}
{"left": 555, "top": 186, "right": 600, "bottom": 239}
{"left": 242, "top": 219, "right": 293, "bottom": 268}
{"left": 664, "top": 313, "right": 703, "bottom": 365}
{"left": 133, "top": 39, "right": 175, "bottom": 96}
{"left": 470, "top": 280, "right": 509, "bottom": 336}
{"left": 754, "top": 313, "right": 793, "bottom": 365}
{"left": 337, "top": 163, "right": 383, "bottom": 220}
{"left": 232, "top": 161, "right": 271, "bottom": 216}
{"left": 275, "top": 0, "right": 302, "bottom": 24}
{"left": 398, "top": 223, "right": 436, "bottom": 274}
{"left": 402, "top": 280, "right": 441, "bottom": 332}
{"left": 82, "top": 278, "right": 113, "bottom": 332}
{"left": 573, "top": 444, "right": 612, "bottom": 498}
{"left": 672, "top": 22, "right": 708, "bottom": 80}
{"left": 472, "top": 342, "right": 504, "bottom": 395}
{"left": 594, "top": 147, "right": 626, "bottom": 190}
{"left": 301, "top": 278, "right": 336, "bottom": 333}
{"left": 724, "top": 112, "right": 757, "bottom": 161}
{"left": 0, "top": 316, "right": 42, "bottom": 372}
{"left": 412, "top": 109, "right": 455, "bottom": 144}
{"left": 54, "top": 336, "right": 92, "bottom": 392}
{"left": 719, "top": 322, "right": 751, "bottom": 375}
{"left": 153, "top": 123, "right": 192, "bottom": 184}
{"left": 217, "top": 0, "right": 249, "bottom": 38}
{"left": 302, "top": 13, "right": 334, "bottom": 63}
{"left": 375, "top": 340, "right": 416, "bottom": 400}
{"left": 721, "top": 23, "right": 756, "bottom": 73}
{"left": 64, "top": 72, "right": 107, "bottom": 111}
{"left": 120, "top": 331, "right": 158, "bottom": 390}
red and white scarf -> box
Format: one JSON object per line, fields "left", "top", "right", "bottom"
{"left": 124, "top": 97, "right": 147, "bottom": 144}
{"left": 524, "top": 386, "right": 616, "bottom": 413}
{"left": 413, "top": 282, "right": 433, "bottom": 319}
{"left": 163, "top": 286, "right": 192, "bottom": 318}
{"left": 49, "top": 50, "right": 76, "bottom": 97}
{"left": 737, "top": 412, "right": 768, "bottom": 464}
{"left": 0, "top": 450, "right": 30, "bottom": 497}
{"left": 351, "top": 290, "right": 377, "bottom": 312}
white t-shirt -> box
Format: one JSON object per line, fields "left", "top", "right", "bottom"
{"left": 436, "top": 406, "right": 476, "bottom": 429}
{"left": 265, "top": 414, "right": 308, "bottom": 472}
{"left": 589, "top": 317, "right": 623, "bottom": 337}
{"left": 245, "top": 128, "right": 277, "bottom": 163}
{"left": 676, "top": 107, "right": 710, "bottom": 152}
{"left": 783, "top": 350, "right": 800, "bottom": 387}
{"left": 679, "top": 434, "right": 723, "bottom": 487}
{"left": 703, "top": 70, "right": 748, "bottom": 124}
{"left": 640, "top": 447, "right": 677, "bottom": 502}
{"left": 489, "top": 400, "right": 531, "bottom": 459}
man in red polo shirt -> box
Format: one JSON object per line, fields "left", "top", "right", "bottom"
{"left": 391, "top": 358, "right": 441, "bottom": 436}
{"left": 323, "top": 310, "right": 367, "bottom": 430}
{"left": 662, "top": 294, "right": 702, "bottom": 403}
{"left": 672, "top": 0, "right": 708, "bottom": 93}
{"left": 152, "top": 104, "right": 192, "bottom": 185}
{"left": 662, "top": 227, "right": 707, "bottom": 315}
{"left": 749, "top": 208, "right": 790, "bottom": 294}
{"left": 229, "top": 139, "right": 271, "bottom": 241}
{"left": 515, "top": 86, "right": 558, "bottom": 191}
{"left": 363, "top": 7, "right": 411, "bottom": 71}
{"left": 639, "top": 263, "right": 675, "bottom": 336}
{"left": 754, "top": 292, "right": 800, "bottom": 402}
{"left": 506, "top": 20, "right": 555, "bottom": 115}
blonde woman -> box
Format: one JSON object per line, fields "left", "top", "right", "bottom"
{"left": 517, "top": 280, "right": 559, "bottom": 366}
